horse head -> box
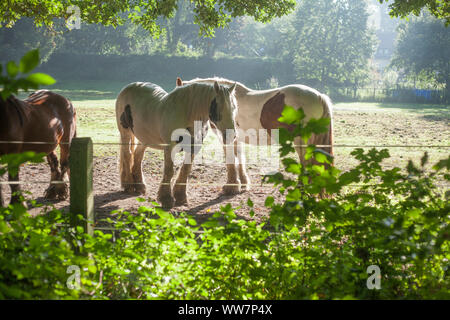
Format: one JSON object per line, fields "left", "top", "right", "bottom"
{"left": 210, "top": 81, "right": 237, "bottom": 144}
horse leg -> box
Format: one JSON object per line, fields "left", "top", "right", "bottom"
{"left": 131, "top": 144, "right": 147, "bottom": 195}
{"left": 119, "top": 128, "right": 135, "bottom": 193}
{"left": 294, "top": 136, "right": 310, "bottom": 167}
{"left": 44, "top": 151, "right": 63, "bottom": 200}
{"left": 222, "top": 142, "right": 240, "bottom": 195}
{"left": 235, "top": 140, "right": 251, "bottom": 192}
{"left": 173, "top": 140, "right": 199, "bottom": 206}
{"left": 157, "top": 146, "right": 175, "bottom": 209}
{"left": 52, "top": 143, "right": 70, "bottom": 200}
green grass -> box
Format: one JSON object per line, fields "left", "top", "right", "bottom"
{"left": 334, "top": 101, "right": 450, "bottom": 117}
{"left": 70, "top": 99, "right": 449, "bottom": 169}
{"left": 16, "top": 86, "right": 450, "bottom": 172}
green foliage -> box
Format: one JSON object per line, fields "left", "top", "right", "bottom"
{"left": 35, "top": 52, "right": 291, "bottom": 91}
{"left": 0, "top": 151, "right": 91, "bottom": 299}
{"left": 0, "top": 49, "right": 56, "bottom": 100}
{"left": 391, "top": 13, "right": 450, "bottom": 92}
{"left": 0, "top": 109, "right": 448, "bottom": 299}
{"left": 0, "top": 151, "right": 46, "bottom": 178}
{"left": 0, "top": 0, "right": 296, "bottom": 37}
{"left": 0, "top": 207, "right": 94, "bottom": 299}
{"left": 379, "top": 0, "right": 450, "bottom": 25}
{"left": 287, "top": 0, "right": 376, "bottom": 89}
{"left": 0, "top": 0, "right": 377, "bottom": 91}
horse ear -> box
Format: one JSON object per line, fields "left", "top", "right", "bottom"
{"left": 176, "top": 77, "right": 183, "bottom": 86}
{"left": 214, "top": 81, "right": 220, "bottom": 94}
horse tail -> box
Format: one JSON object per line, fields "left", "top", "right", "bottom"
{"left": 316, "top": 93, "right": 334, "bottom": 163}
{"left": 116, "top": 99, "right": 136, "bottom": 191}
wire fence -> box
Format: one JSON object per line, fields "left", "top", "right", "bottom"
{"left": 2, "top": 138, "right": 449, "bottom": 236}
{"left": 1, "top": 141, "right": 450, "bottom": 148}
{"left": 1, "top": 140, "right": 449, "bottom": 188}
{"left": 330, "top": 87, "right": 449, "bottom": 104}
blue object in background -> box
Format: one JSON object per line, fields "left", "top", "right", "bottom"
{"left": 414, "top": 89, "right": 432, "bottom": 100}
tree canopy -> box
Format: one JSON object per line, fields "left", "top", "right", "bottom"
{"left": 379, "top": 0, "right": 450, "bottom": 25}
{"left": 286, "top": 0, "right": 376, "bottom": 89}
{"left": 391, "top": 13, "right": 450, "bottom": 90}
{"left": 0, "top": 0, "right": 296, "bottom": 36}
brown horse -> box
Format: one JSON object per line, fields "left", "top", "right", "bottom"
{"left": 0, "top": 90, "right": 77, "bottom": 206}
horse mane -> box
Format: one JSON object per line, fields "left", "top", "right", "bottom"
{"left": 183, "top": 77, "right": 250, "bottom": 96}
{"left": 166, "top": 82, "right": 228, "bottom": 122}
{"left": 25, "top": 90, "right": 51, "bottom": 105}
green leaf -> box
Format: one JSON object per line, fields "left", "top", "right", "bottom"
{"left": 420, "top": 152, "right": 429, "bottom": 167}
{"left": 6, "top": 61, "right": 19, "bottom": 78}
{"left": 187, "top": 217, "right": 197, "bottom": 226}
{"left": 313, "top": 150, "right": 329, "bottom": 163}
{"left": 278, "top": 105, "right": 305, "bottom": 125}
{"left": 19, "top": 49, "right": 40, "bottom": 73}
{"left": 278, "top": 105, "right": 298, "bottom": 124}
{"left": 1, "top": 90, "right": 11, "bottom": 100}
{"left": 0, "top": 220, "right": 12, "bottom": 233}
{"left": 264, "top": 196, "right": 274, "bottom": 207}
{"left": 26, "top": 73, "right": 56, "bottom": 86}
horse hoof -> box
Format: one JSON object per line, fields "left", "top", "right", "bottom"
{"left": 158, "top": 195, "right": 174, "bottom": 209}
{"left": 240, "top": 182, "right": 251, "bottom": 192}
{"left": 44, "top": 186, "right": 58, "bottom": 200}
{"left": 222, "top": 185, "right": 240, "bottom": 195}
{"left": 174, "top": 193, "right": 188, "bottom": 207}
{"left": 123, "top": 184, "right": 135, "bottom": 194}
{"left": 56, "top": 185, "right": 69, "bottom": 200}
{"left": 134, "top": 183, "right": 147, "bottom": 195}
{"left": 239, "top": 177, "right": 251, "bottom": 192}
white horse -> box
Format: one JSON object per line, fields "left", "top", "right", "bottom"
{"left": 116, "top": 81, "right": 237, "bottom": 208}
{"left": 176, "top": 77, "right": 334, "bottom": 193}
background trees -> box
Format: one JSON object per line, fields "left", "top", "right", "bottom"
{"left": 391, "top": 13, "right": 450, "bottom": 92}
{"left": 286, "top": 0, "right": 376, "bottom": 90}
{"left": 0, "top": 0, "right": 448, "bottom": 98}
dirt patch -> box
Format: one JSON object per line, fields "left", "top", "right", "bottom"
{"left": 0, "top": 154, "right": 282, "bottom": 225}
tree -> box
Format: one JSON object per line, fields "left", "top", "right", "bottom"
{"left": 391, "top": 13, "right": 450, "bottom": 92}
{"left": 288, "top": 0, "right": 376, "bottom": 89}
{"left": 0, "top": 18, "right": 64, "bottom": 62}
{"left": 379, "top": 0, "right": 450, "bottom": 25}
{"left": 0, "top": 0, "right": 296, "bottom": 37}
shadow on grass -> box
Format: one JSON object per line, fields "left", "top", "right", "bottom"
{"left": 378, "top": 103, "right": 450, "bottom": 123}
{"left": 336, "top": 101, "right": 450, "bottom": 123}
{"left": 18, "top": 80, "right": 176, "bottom": 101}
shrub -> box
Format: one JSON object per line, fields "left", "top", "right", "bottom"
{"left": 0, "top": 104, "right": 448, "bottom": 299}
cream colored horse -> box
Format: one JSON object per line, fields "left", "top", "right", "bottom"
{"left": 176, "top": 77, "right": 334, "bottom": 193}
{"left": 116, "top": 81, "right": 237, "bottom": 208}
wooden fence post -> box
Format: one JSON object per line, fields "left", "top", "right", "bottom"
{"left": 69, "top": 137, "right": 94, "bottom": 236}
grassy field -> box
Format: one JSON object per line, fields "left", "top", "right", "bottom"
{"left": 67, "top": 96, "right": 450, "bottom": 170}
{"left": 18, "top": 84, "right": 449, "bottom": 170}
{"left": 11, "top": 86, "right": 449, "bottom": 220}
{"left": 18, "top": 84, "right": 449, "bottom": 169}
